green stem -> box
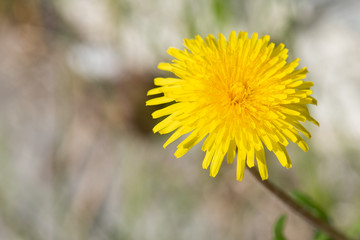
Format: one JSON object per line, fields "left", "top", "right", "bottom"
{"left": 247, "top": 166, "right": 352, "bottom": 240}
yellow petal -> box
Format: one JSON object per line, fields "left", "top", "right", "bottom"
{"left": 226, "top": 140, "right": 236, "bottom": 164}
{"left": 236, "top": 150, "right": 246, "bottom": 181}
{"left": 273, "top": 144, "right": 292, "bottom": 168}
{"left": 146, "top": 96, "right": 174, "bottom": 106}
{"left": 256, "top": 146, "right": 268, "bottom": 180}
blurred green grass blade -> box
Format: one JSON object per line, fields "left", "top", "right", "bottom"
{"left": 212, "top": 0, "right": 229, "bottom": 25}
{"left": 292, "top": 190, "right": 330, "bottom": 223}
{"left": 273, "top": 215, "right": 287, "bottom": 240}
{"left": 314, "top": 230, "right": 333, "bottom": 240}
{"left": 345, "top": 218, "right": 360, "bottom": 240}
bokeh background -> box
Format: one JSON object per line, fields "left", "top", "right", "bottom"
{"left": 1, "top": 0, "right": 360, "bottom": 239}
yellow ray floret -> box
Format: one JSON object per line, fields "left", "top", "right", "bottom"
{"left": 146, "top": 31, "right": 318, "bottom": 181}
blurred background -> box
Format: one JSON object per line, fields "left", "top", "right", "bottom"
{"left": 1, "top": 0, "right": 360, "bottom": 239}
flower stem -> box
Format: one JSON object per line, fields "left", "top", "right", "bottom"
{"left": 246, "top": 166, "right": 352, "bottom": 240}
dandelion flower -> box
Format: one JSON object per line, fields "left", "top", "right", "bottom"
{"left": 146, "top": 31, "right": 318, "bottom": 180}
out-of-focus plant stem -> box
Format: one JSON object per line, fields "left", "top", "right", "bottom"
{"left": 247, "top": 166, "right": 352, "bottom": 240}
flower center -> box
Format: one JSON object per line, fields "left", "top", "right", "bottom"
{"left": 228, "top": 82, "right": 251, "bottom": 106}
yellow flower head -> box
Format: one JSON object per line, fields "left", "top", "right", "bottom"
{"left": 146, "top": 31, "right": 318, "bottom": 181}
